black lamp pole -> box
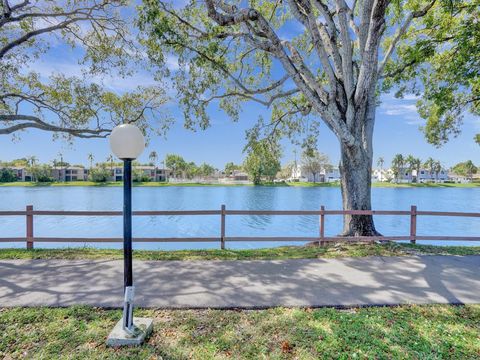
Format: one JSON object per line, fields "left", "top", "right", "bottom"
{"left": 123, "top": 159, "right": 133, "bottom": 289}
{"left": 123, "top": 158, "right": 134, "bottom": 331}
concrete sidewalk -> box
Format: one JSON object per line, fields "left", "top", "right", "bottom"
{"left": 0, "top": 255, "right": 479, "bottom": 308}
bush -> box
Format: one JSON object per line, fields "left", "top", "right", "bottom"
{"left": 88, "top": 165, "right": 111, "bottom": 182}
{"left": 133, "top": 169, "right": 151, "bottom": 182}
{"left": 0, "top": 168, "right": 17, "bottom": 182}
{"left": 29, "top": 165, "right": 53, "bottom": 182}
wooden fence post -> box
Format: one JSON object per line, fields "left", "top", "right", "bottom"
{"left": 26, "top": 205, "right": 33, "bottom": 249}
{"left": 220, "top": 204, "right": 226, "bottom": 250}
{"left": 410, "top": 205, "right": 417, "bottom": 244}
{"left": 319, "top": 205, "right": 325, "bottom": 247}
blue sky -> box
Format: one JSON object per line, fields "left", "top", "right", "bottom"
{"left": 2, "top": 91, "right": 478, "bottom": 169}
{"left": 1, "top": 3, "right": 479, "bottom": 169}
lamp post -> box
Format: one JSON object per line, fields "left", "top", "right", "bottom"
{"left": 107, "top": 124, "right": 153, "bottom": 347}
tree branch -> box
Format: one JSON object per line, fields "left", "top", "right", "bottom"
{"left": 377, "top": 0, "right": 436, "bottom": 76}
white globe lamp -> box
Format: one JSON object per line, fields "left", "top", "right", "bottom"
{"left": 109, "top": 124, "right": 145, "bottom": 160}
{"left": 107, "top": 123, "right": 152, "bottom": 346}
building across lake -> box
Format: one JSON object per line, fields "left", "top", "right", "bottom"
{"left": 0, "top": 165, "right": 172, "bottom": 182}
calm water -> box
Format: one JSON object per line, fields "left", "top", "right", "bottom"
{"left": 0, "top": 186, "right": 479, "bottom": 249}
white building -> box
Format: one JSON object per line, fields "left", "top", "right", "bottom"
{"left": 372, "top": 168, "right": 394, "bottom": 182}
{"left": 110, "top": 165, "right": 171, "bottom": 182}
{"left": 417, "top": 168, "right": 448, "bottom": 183}
{"left": 290, "top": 165, "right": 340, "bottom": 183}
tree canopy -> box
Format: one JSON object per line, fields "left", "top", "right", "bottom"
{"left": 383, "top": 0, "right": 480, "bottom": 146}
{"left": 301, "top": 150, "right": 331, "bottom": 182}
{"left": 0, "top": 0, "right": 169, "bottom": 139}
{"left": 243, "top": 139, "right": 281, "bottom": 184}
{"left": 451, "top": 160, "right": 478, "bottom": 179}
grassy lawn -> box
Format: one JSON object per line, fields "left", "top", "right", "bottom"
{"left": 1, "top": 243, "right": 480, "bottom": 261}
{"left": 1, "top": 181, "right": 479, "bottom": 188}
{"left": 1, "top": 305, "right": 479, "bottom": 359}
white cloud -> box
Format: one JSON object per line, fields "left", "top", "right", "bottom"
{"left": 380, "top": 103, "right": 418, "bottom": 116}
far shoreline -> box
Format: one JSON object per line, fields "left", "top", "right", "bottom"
{"left": 0, "top": 181, "right": 479, "bottom": 188}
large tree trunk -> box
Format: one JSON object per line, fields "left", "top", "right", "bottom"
{"left": 338, "top": 92, "right": 381, "bottom": 237}
{"left": 339, "top": 144, "right": 381, "bottom": 236}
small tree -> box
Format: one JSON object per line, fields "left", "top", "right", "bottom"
{"left": 278, "top": 162, "right": 295, "bottom": 181}
{"left": 224, "top": 162, "right": 241, "bottom": 176}
{"left": 88, "top": 164, "right": 111, "bottom": 182}
{"left": 165, "top": 154, "right": 187, "bottom": 179}
{"left": 133, "top": 169, "right": 152, "bottom": 182}
{"left": 29, "top": 164, "right": 53, "bottom": 182}
{"left": 185, "top": 162, "right": 198, "bottom": 179}
{"left": 452, "top": 161, "right": 478, "bottom": 181}
{"left": 301, "top": 150, "right": 331, "bottom": 183}
{"left": 243, "top": 140, "right": 281, "bottom": 184}
{"left": 197, "top": 163, "right": 215, "bottom": 178}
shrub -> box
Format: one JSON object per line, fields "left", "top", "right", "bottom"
{"left": 0, "top": 168, "right": 17, "bottom": 182}
{"left": 133, "top": 169, "right": 151, "bottom": 182}
{"left": 29, "top": 165, "right": 54, "bottom": 182}
{"left": 88, "top": 165, "right": 111, "bottom": 182}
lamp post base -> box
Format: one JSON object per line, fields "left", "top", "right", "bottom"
{"left": 106, "top": 317, "right": 153, "bottom": 347}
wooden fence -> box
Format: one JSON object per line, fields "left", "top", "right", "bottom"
{"left": 0, "top": 205, "right": 479, "bottom": 249}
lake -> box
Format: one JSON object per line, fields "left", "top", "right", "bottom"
{"left": 0, "top": 186, "right": 479, "bottom": 249}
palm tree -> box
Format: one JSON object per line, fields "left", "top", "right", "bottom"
{"left": 377, "top": 157, "right": 384, "bottom": 169}
{"left": 464, "top": 160, "right": 477, "bottom": 181}
{"left": 423, "top": 157, "right": 436, "bottom": 182}
{"left": 412, "top": 158, "right": 422, "bottom": 183}
{"left": 57, "top": 152, "right": 65, "bottom": 182}
{"left": 107, "top": 155, "right": 114, "bottom": 178}
{"left": 149, "top": 151, "right": 158, "bottom": 181}
{"left": 26, "top": 156, "right": 37, "bottom": 182}
{"left": 88, "top": 153, "right": 94, "bottom": 170}
{"left": 433, "top": 161, "right": 442, "bottom": 182}
{"left": 27, "top": 156, "right": 37, "bottom": 167}
{"left": 391, "top": 154, "right": 404, "bottom": 183}
{"left": 376, "top": 157, "right": 384, "bottom": 181}
{"left": 404, "top": 155, "right": 417, "bottom": 182}
{"left": 149, "top": 151, "right": 158, "bottom": 166}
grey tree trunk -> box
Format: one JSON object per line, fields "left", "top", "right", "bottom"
{"left": 338, "top": 95, "right": 381, "bottom": 237}
{"left": 339, "top": 144, "right": 381, "bottom": 236}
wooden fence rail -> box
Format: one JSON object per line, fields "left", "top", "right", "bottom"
{"left": 0, "top": 205, "right": 479, "bottom": 249}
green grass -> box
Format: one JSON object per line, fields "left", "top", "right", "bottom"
{"left": 1, "top": 304, "right": 480, "bottom": 359}
{"left": 1, "top": 180, "right": 479, "bottom": 187}
{"left": 1, "top": 243, "right": 479, "bottom": 261}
